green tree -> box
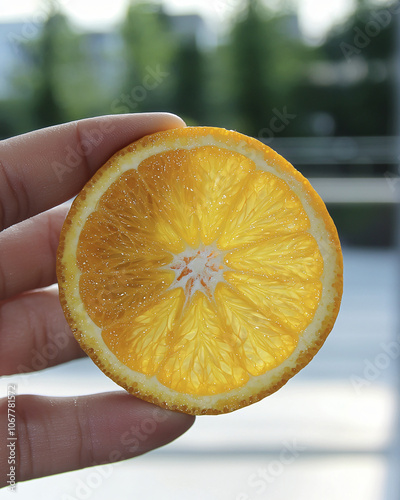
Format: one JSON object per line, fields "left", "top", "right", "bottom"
{"left": 307, "top": 2, "right": 395, "bottom": 137}
{"left": 14, "top": 0, "right": 119, "bottom": 131}
{"left": 119, "top": 2, "right": 176, "bottom": 113}
{"left": 0, "top": 2, "right": 70, "bottom": 137}
{"left": 30, "top": 8, "right": 66, "bottom": 128}
{"left": 170, "top": 39, "right": 206, "bottom": 124}
{"left": 229, "top": 0, "right": 274, "bottom": 135}
{"left": 228, "top": 0, "right": 311, "bottom": 137}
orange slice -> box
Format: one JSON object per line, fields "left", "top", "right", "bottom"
{"left": 57, "top": 126, "right": 343, "bottom": 415}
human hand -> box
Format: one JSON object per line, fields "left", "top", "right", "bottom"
{"left": 0, "top": 113, "right": 195, "bottom": 487}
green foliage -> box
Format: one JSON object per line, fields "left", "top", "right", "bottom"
{"left": 0, "top": 98, "right": 35, "bottom": 138}
{"left": 5, "top": 0, "right": 124, "bottom": 134}
{"left": 118, "top": 2, "right": 177, "bottom": 113}
{"left": 314, "top": 3, "right": 395, "bottom": 137}
{"left": 1, "top": 0, "right": 395, "bottom": 139}
{"left": 226, "top": 0, "right": 313, "bottom": 136}
{"left": 122, "top": 2, "right": 175, "bottom": 75}
{"left": 228, "top": 0, "right": 274, "bottom": 134}
{"left": 29, "top": 10, "right": 69, "bottom": 128}
{"left": 170, "top": 39, "right": 206, "bottom": 124}
{"left": 0, "top": 0, "right": 396, "bottom": 246}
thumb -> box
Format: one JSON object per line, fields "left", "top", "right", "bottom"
{"left": 0, "top": 392, "right": 195, "bottom": 486}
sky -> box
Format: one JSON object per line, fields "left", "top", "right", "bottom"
{"left": 0, "top": 0, "right": 389, "bottom": 41}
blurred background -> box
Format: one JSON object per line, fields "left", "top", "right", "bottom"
{"left": 1, "top": 0, "right": 400, "bottom": 499}
{"left": 0, "top": 0, "right": 399, "bottom": 245}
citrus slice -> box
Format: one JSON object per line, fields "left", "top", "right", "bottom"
{"left": 57, "top": 126, "right": 343, "bottom": 415}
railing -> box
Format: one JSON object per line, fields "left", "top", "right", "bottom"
{"left": 261, "top": 136, "right": 399, "bottom": 205}
{"left": 268, "top": 136, "right": 399, "bottom": 165}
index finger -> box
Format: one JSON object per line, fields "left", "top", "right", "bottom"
{"left": 0, "top": 113, "right": 185, "bottom": 231}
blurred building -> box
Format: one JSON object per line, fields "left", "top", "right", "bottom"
{"left": 79, "top": 30, "right": 124, "bottom": 95}
{"left": 169, "top": 13, "right": 217, "bottom": 48}
{"left": 0, "top": 10, "right": 211, "bottom": 102}
{"left": 0, "top": 22, "right": 30, "bottom": 98}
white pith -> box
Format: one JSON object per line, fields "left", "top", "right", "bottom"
{"left": 164, "top": 243, "right": 228, "bottom": 304}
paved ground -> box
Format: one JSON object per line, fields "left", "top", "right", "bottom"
{"left": 1, "top": 247, "right": 399, "bottom": 499}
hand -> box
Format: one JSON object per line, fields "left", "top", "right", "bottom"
{"left": 0, "top": 113, "right": 195, "bottom": 487}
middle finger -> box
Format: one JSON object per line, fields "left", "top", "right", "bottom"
{"left": 0, "top": 286, "right": 85, "bottom": 376}
{"left": 0, "top": 204, "right": 68, "bottom": 301}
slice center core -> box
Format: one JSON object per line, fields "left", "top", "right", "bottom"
{"left": 166, "top": 246, "right": 226, "bottom": 300}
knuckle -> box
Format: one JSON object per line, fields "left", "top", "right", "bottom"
{"left": 0, "top": 158, "right": 30, "bottom": 231}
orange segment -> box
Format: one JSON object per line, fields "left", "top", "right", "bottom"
{"left": 138, "top": 146, "right": 254, "bottom": 246}
{"left": 218, "top": 170, "right": 310, "bottom": 250}
{"left": 189, "top": 146, "right": 254, "bottom": 244}
{"left": 102, "top": 289, "right": 185, "bottom": 376}
{"left": 224, "top": 271, "right": 322, "bottom": 332}
{"left": 215, "top": 284, "right": 296, "bottom": 376}
{"left": 79, "top": 269, "right": 173, "bottom": 328}
{"left": 157, "top": 292, "right": 249, "bottom": 395}
{"left": 57, "top": 126, "right": 343, "bottom": 415}
{"left": 224, "top": 233, "right": 323, "bottom": 281}
{"left": 77, "top": 211, "right": 173, "bottom": 274}
{"left": 98, "top": 169, "right": 184, "bottom": 254}
{"left": 138, "top": 150, "right": 201, "bottom": 247}
{"left": 77, "top": 205, "right": 175, "bottom": 327}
